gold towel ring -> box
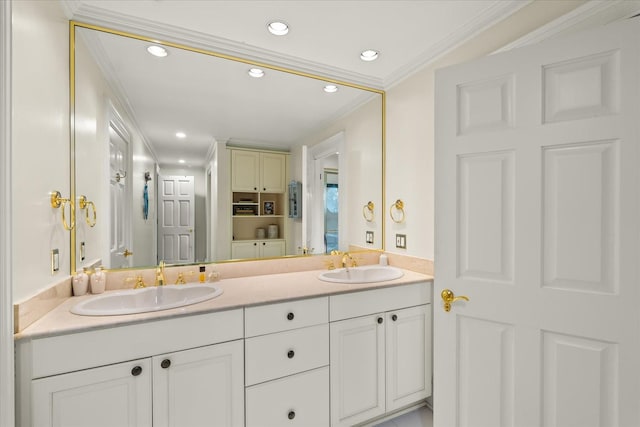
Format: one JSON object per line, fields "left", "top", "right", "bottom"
{"left": 50, "top": 191, "right": 75, "bottom": 231}
{"left": 390, "top": 199, "right": 405, "bottom": 224}
{"left": 79, "top": 195, "right": 97, "bottom": 227}
{"left": 362, "top": 201, "right": 375, "bottom": 222}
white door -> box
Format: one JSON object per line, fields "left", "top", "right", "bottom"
{"left": 32, "top": 359, "right": 152, "bottom": 427}
{"left": 109, "top": 121, "right": 131, "bottom": 268}
{"left": 152, "top": 341, "right": 244, "bottom": 427}
{"left": 158, "top": 175, "right": 195, "bottom": 264}
{"left": 434, "top": 18, "right": 640, "bottom": 427}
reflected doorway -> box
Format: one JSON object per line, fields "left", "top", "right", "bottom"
{"left": 324, "top": 169, "right": 339, "bottom": 253}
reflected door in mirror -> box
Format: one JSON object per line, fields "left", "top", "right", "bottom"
{"left": 158, "top": 176, "right": 195, "bottom": 264}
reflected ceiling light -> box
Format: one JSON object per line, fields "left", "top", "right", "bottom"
{"left": 178, "top": 159, "right": 185, "bottom": 164}
{"left": 360, "top": 49, "right": 379, "bottom": 61}
{"left": 268, "top": 21, "right": 289, "bottom": 36}
{"left": 248, "top": 68, "right": 265, "bottom": 78}
{"left": 323, "top": 85, "right": 338, "bottom": 93}
{"left": 176, "top": 132, "right": 186, "bottom": 139}
{"left": 147, "top": 45, "right": 168, "bottom": 57}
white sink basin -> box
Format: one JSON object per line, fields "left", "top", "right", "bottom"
{"left": 70, "top": 283, "right": 223, "bottom": 316}
{"left": 318, "top": 265, "right": 404, "bottom": 284}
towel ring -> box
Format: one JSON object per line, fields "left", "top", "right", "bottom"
{"left": 50, "top": 191, "right": 75, "bottom": 231}
{"left": 78, "top": 195, "right": 97, "bottom": 227}
{"left": 390, "top": 199, "right": 405, "bottom": 224}
{"left": 362, "top": 201, "right": 375, "bottom": 222}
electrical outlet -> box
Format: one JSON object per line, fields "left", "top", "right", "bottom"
{"left": 80, "top": 241, "right": 86, "bottom": 261}
{"left": 51, "top": 249, "right": 59, "bottom": 274}
{"left": 366, "top": 231, "right": 374, "bottom": 244}
{"left": 395, "top": 234, "right": 407, "bottom": 249}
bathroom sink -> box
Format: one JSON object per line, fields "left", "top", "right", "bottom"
{"left": 70, "top": 283, "right": 223, "bottom": 316}
{"left": 318, "top": 265, "right": 404, "bottom": 284}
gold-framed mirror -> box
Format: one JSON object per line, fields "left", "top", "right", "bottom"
{"left": 70, "top": 21, "right": 385, "bottom": 273}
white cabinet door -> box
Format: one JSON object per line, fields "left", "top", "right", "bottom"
{"left": 153, "top": 340, "right": 244, "bottom": 427}
{"left": 231, "top": 150, "right": 259, "bottom": 192}
{"left": 231, "top": 241, "right": 259, "bottom": 259}
{"left": 260, "top": 152, "right": 286, "bottom": 193}
{"left": 330, "top": 314, "right": 385, "bottom": 426}
{"left": 386, "top": 304, "right": 431, "bottom": 412}
{"left": 32, "top": 358, "right": 152, "bottom": 427}
{"left": 260, "top": 240, "right": 285, "bottom": 258}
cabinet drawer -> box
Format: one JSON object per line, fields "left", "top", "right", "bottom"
{"left": 330, "top": 282, "right": 430, "bottom": 321}
{"left": 245, "top": 324, "right": 328, "bottom": 385}
{"left": 246, "top": 366, "right": 329, "bottom": 427}
{"left": 245, "top": 297, "right": 328, "bottom": 337}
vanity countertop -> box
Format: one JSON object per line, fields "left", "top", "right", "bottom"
{"left": 15, "top": 267, "right": 433, "bottom": 340}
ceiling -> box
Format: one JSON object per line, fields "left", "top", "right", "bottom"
{"left": 63, "top": 1, "right": 639, "bottom": 167}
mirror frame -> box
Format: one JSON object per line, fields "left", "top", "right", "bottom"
{"left": 69, "top": 20, "right": 386, "bottom": 274}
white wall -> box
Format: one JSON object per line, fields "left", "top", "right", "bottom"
{"left": 12, "top": 0, "right": 70, "bottom": 302}
{"left": 74, "top": 30, "right": 157, "bottom": 269}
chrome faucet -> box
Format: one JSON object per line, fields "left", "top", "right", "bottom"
{"left": 155, "top": 260, "right": 166, "bottom": 286}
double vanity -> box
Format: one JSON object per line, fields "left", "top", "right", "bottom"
{"left": 15, "top": 265, "right": 432, "bottom": 427}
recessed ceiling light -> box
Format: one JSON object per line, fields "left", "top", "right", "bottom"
{"left": 147, "top": 45, "right": 168, "bottom": 57}
{"left": 176, "top": 132, "right": 186, "bottom": 139}
{"left": 268, "top": 21, "right": 289, "bottom": 36}
{"left": 324, "top": 85, "right": 338, "bottom": 93}
{"left": 248, "top": 68, "right": 265, "bottom": 78}
{"left": 178, "top": 159, "right": 185, "bottom": 164}
{"left": 360, "top": 49, "right": 379, "bottom": 62}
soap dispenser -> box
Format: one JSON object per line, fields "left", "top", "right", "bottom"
{"left": 90, "top": 267, "right": 106, "bottom": 294}
{"left": 72, "top": 269, "right": 89, "bottom": 296}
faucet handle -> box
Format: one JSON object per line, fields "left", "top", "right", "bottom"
{"left": 125, "top": 275, "right": 147, "bottom": 289}
{"left": 175, "top": 271, "right": 196, "bottom": 285}
{"left": 324, "top": 260, "right": 336, "bottom": 270}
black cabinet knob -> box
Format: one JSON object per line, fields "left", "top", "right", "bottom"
{"left": 287, "top": 350, "right": 295, "bottom": 359}
{"left": 263, "top": 188, "right": 267, "bottom": 191}
{"left": 254, "top": 187, "right": 257, "bottom": 191}
{"left": 288, "top": 411, "right": 296, "bottom": 420}
{"left": 161, "top": 359, "right": 171, "bottom": 369}
{"left": 287, "top": 312, "right": 295, "bottom": 321}
{"left": 253, "top": 242, "right": 257, "bottom": 246}
{"left": 377, "top": 317, "right": 383, "bottom": 324}
{"left": 392, "top": 314, "right": 398, "bottom": 321}
{"left": 131, "top": 366, "right": 142, "bottom": 376}
{"left": 262, "top": 242, "right": 266, "bottom": 246}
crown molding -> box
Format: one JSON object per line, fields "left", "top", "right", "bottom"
{"left": 494, "top": 0, "right": 640, "bottom": 54}
{"left": 382, "top": 0, "right": 532, "bottom": 88}
{"left": 64, "top": 2, "right": 386, "bottom": 89}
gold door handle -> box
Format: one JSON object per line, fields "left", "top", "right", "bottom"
{"left": 441, "top": 289, "right": 469, "bottom": 312}
{"left": 121, "top": 249, "right": 133, "bottom": 257}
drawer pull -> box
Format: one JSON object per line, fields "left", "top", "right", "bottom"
{"left": 288, "top": 411, "right": 296, "bottom": 420}
{"left": 287, "top": 312, "right": 295, "bottom": 321}
{"left": 287, "top": 350, "right": 295, "bottom": 359}
{"left": 161, "top": 359, "right": 171, "bottom": 369}
{"left": 392, "top": 314, "right": 398, "bottom": 321}
{"left": 131, "top": 366, "right": 142, "bottom": 376}
{"left": 377, "top": 317, "right": 383, "bottom": 324}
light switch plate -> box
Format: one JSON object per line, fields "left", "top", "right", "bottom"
{"left": 51, "top": 249, "right": 59, "bottom": 274}
{"left": 395, "top": 234, "right": 406, "bottom": 249}
{"left": 366, "top": 231, "right": 374, "bottom": 244}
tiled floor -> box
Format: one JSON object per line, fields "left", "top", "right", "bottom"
{"left": 373, "top": 406, "right": 433, "bottom": 427}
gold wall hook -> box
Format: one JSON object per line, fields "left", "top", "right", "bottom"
{"left": 78, "top": 195, "right": 97, "bottom": 227}
{"left": 362, "top": 201, "right": 375, "bottom": 222}
{"left": 390, "top": 199, "right": 405, "bottom": 223}
{"left": 50, "top": 191, "right": 75, "bottom": 231}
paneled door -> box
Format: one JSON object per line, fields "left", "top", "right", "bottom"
{"left": 108, "top": 120, "right": 131, "bottom": 268}
{"left": 158, "top": 175, "right": 195, "bottom": 264}
{"left": 434, "top": 18, "right": 640, "bottom": 427}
